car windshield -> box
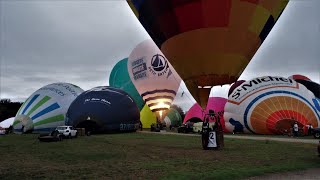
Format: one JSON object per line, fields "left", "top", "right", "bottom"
{"left": 56, "top": 127, "right": 67, "bottom": 130}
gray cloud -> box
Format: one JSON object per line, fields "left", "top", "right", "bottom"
{"left": 0, "top": 0, "right": 319, "bottom": 112}
{"left": 0, "top": 0, "right": 149, "bottom": 102}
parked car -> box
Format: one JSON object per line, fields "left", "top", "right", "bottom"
{"left": 38, "top": 130, "right": 63, "bottom": 142}
{"left": 177, "top": 123, "right": 193, "bottom": 133}
{"left": 312, "top": 128, "right": 320, "bottom": 139}
{"left": 55, "top": 126, "right": 78, "bottom": 138}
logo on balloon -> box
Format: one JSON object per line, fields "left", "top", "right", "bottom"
{"left": 151, "top": 54, "right": 167, "bottom": 71}
{"left": 149, "top": 54, "right": 170, "bottom": 77}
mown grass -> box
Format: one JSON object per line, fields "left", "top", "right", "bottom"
{"left": 0, "top": 133, "right": 319, "bottom": 180}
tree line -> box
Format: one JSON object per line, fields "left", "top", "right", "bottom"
{"left": 0, "top": 99, "right": 23, "bottom": 122}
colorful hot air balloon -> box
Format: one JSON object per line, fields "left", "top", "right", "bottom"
{"left": 127, "top": 0, "right": 288, "bottom": 108}
{"left": 109, "top": 58, "right": 145, "bottom": 110}
{"left": 224, "top": 76, "right": 320, "bottom": 135}
{"left": 127, "top": 39, "right": 181, "bottom": 121}
{"left": 13, "top": 83, "right": 84, "bottom": 134}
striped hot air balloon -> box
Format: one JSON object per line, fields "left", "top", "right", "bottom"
{"left": 127, "top": 39, "right": 181, "bottom": 121}
{"left": 224, "top": 76, "right": 320, "bottom": 135}
{"left": 13, "top": 83, "right": 84, "bottom": 134}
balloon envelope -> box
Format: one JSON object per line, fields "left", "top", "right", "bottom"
{"left": 288, "top": 74, "right": 320, "bottom": 98}
{"left": 224, "top": 76, "right": 320, "bottom": 134}
{"left": 0, "top": 117, "right": 14, "bottom": 129}
{"left": 140, "top": 104, "right": 157, "bottom": 128}
{"left": 128, "top": 0, "right": 288, "bottom": 108}
{"left": 127, "top": 39, "right": 181, "bottom": 119}
{"left": 183, "top": 97, "right": 228, "bottom": 132}
{"left": 109, "top": 58, "right": 145, "bottom": 110}
{"left": 66, "top": 86, "right": 140, "bottom": 133}
{"left": 13, "top": 83, "right": 84, "bottom": 134}
{"left": 163, "top": 108, "right": 182, "bottom": 127}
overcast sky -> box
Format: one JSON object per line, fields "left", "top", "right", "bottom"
{"left": 1, "top": 0, "right": 319, "bottom": 111}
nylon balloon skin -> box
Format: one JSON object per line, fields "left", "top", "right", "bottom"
{"left": 127, "top": 39, "right": 181, "bottom": 116}
{"left": 163, "top": 108, "right": 182, "bottom": 127}
{"left": 13, "top": 83, "right": 84, "bottom": 134}
{"left": 183, "top": 97, "right": 228, "bottom": 132}
{"left": 140, "top": 104, "right": 157, "bottom": 128}
{"left": 109, "top": 58, "right": 145, "bottom": 110}
{"left": 288, "top": 74, "right": 320, "bottom": 99}
{"left": 224, "top": 76, "right": 320, "bottom": 134}
{"left": 127, "top": 0, "right": 288, "bottom": 108}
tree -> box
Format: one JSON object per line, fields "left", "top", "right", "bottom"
{"left": 0, "top": 99, "right": 23, "bottom": 122}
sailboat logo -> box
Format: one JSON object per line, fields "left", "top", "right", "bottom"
{"left": 151, "top": 54, "right": 167, "bottom": 72}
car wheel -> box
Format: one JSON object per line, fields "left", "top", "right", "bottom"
{"left": 314, "top": 132, "right": 320, "bottom": 139}
{"left": 69, "top": 133, "right": 72, "bottom": 139}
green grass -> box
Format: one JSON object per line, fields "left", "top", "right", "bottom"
{"left": 0, "top": 133, "right": 319, "bottom": 180}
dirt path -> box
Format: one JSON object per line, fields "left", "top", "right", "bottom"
{"left": 137, "top": 131, "right": 320, "bottom": 179}
{"left": 244, "top": 168, "right": 320, "bottom": 180}
{"left": 139, "top": 130, "right": 320, "bottom": 144}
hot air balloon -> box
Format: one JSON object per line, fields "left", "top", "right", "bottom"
{"left": 127, "top": 39, "right": 181, "bottom": 122}
{"left": 228, "top": 80, "right": 246, "bottom": 97}
{"left": 288, "top": 74, "right": 320, "bottom": 98}
{"left": 163, "top": 108, "right": 182, "bottom": 127}
{"left": 140, "top": 104, "right": 157, "bottom": 129}
{"left": 66, "top": 86, "right": 140, "bottom": 133}
{"left": 109, "top": 58, "right": 145, "bottom": 110}
{"left": 184, "top": 97, "right": 228, "bottom": 132}
{"left": 13, "top": 83, "right": 84, "bottom": 134}
{"left": 127, "top": 0, "right": 288, "bottom": 108}
{"left": 224, "top": 76, "right": 320, "bottom": 135}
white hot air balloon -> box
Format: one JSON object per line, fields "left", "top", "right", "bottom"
{"left": 224, "top": 76, "right": 320, "bottom": 135}
{"left": 127, "top": 39, "right": 181, "bottom": 122}
{"left": 13, "top": 83, "right": 84, "bottom": 134}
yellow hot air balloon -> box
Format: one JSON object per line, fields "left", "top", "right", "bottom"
{"left": 127, "top": 0, "right": 288, "bottom": 108}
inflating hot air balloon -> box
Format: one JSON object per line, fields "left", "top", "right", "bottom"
{"left": 127, "top": 0, "right": 288, "bottom": 108}
{"left": 127, "top": 39, "right": 181, "bottom": 122}
{"left": 288, "top": 74, "right": 320, "bottom": 99}
{"left": 109, "top": 58, "right": 145, "bottom": 110}
{"left": 13, "top": 83, "right": 84, "bottom": 134}
{"left": 66, "top": 86, "right": 140, "bottom": 133}
{"left": 183, "top": 97, "right": 228, "bottom": 132}
{"left": 163, "top": 108, "right": 182, "bottom": 127}
{"left": 140, "top": 104, "right": 157, "bottom": 128}
{"left": 224, "top": 76, "right": 320, "bottom": 135}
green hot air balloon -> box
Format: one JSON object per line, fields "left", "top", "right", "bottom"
{"left": 164, "top": 108, "right": 182, "bottom": 127}
{"left": 109, "top": 58, "right": 145, "bottom": 110}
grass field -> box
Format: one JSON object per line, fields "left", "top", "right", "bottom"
{"left": 0, "top": 133, "right": 319, "bottom": 180}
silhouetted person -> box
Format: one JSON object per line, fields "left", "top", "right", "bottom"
{"left": 229, "top": 118, "right": 244, "bottom": 134}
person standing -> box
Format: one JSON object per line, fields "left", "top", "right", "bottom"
{"left": 308, "top": 124, "right": 313, "bottom": 136}
{"left": 293, "top": 122, "right": 299, "bottom": 137}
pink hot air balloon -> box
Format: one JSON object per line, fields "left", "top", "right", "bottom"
{"left": 183, "top": 97, "right": 228, "bottom": 132}
{"left": 183, "top": 103, "right": 203, "bottom": 124}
